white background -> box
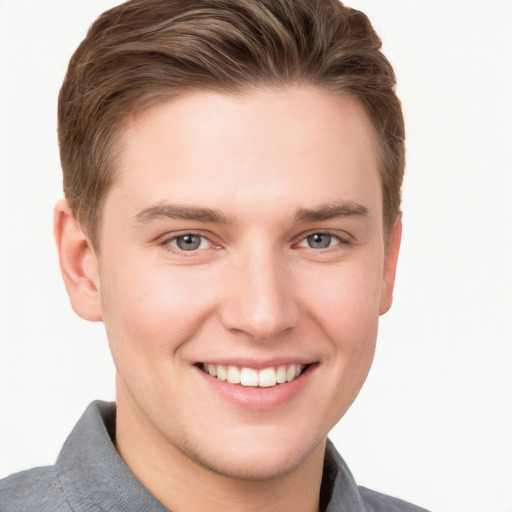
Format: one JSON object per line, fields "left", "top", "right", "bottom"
{"left": 0, "top": 1, "right": 511, "bottom": 511}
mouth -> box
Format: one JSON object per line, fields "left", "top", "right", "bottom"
{"left": 199, "top": 363, "right": 311, "bottom": 388}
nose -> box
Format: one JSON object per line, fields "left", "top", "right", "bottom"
{"left": 219, "top": 249, "right": 300, "bottom": 341}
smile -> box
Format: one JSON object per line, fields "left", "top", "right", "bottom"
{"left": 201, "top": 363, "right": 307, "bottom": 388}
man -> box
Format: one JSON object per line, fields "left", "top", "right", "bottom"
{"left": 0, "top": 0, "right": 429, "bottom": 510}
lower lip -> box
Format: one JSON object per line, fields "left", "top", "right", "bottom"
{"left": 194, "top": 365, "right": 315, "bottom": 411}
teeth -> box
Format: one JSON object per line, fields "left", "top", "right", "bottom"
{"left": 203, "top": 363, "right": 306, "bottom": 387}
{"left": 227, "top": 365, "right": 241, "bottom": 384}
{"left": 240, "top": 368, "right": 258, "bottom": 387}
{"left": 286, "top": 365, "right": 296, "bottom": 382}
{"left": 276, "top": 365, "right": 287, "bottom": 384}
{"left": 258, "top": 367, "right": 277, "bottom": 387}
{"left": 216, "top": 365, "right": 227, "bottom": 381}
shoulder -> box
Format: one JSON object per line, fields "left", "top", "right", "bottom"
{"left": 359, "top": 486, "right": 431, "bottom": 512}
{"left": 323, "top": 440, "right": 430, "bottom": 512}
{"left": 0, "top": 465, "right": 73, "bottom": 512}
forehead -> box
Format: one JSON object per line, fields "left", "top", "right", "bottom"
{"left": 107, "top": 86, "right": 382, "bottom": 226}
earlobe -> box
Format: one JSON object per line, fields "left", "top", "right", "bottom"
{"left": 54, "top": 199, "right": 103, "bottom": 322}
{"left": 379, "top": 215, "right": 402, "bottom": 315}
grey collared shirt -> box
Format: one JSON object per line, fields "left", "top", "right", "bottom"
{"left": 0, "top": 401, "right": 429, "bottom": 511}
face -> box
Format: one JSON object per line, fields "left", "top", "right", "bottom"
{"left": 90, "top": 87, "right": 400, "bottom": 480}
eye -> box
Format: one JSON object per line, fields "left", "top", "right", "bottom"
{"left": 167, "top": 234, "right": 212, "bottom": 251}
{"left": 297, "top": 232, "right": 341, "bottom": 249}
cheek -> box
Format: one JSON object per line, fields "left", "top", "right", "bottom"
{"left": 304, "top": 263, "right": 383, "bottom": 416}
{"left": 301, "top": 260, "right": 384, "bottom": 343}
{"left": 99, "top": 262, "right": 220, "bottom": 362}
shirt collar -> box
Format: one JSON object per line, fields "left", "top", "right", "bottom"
{"left": 322, "top": 439, "right": 367, "bottom": 512}
{"left": 56, "top": 401, "right": 168, "bottom": 511}
{"left": 56, "top": 401, "right": 366, "bottom": 512}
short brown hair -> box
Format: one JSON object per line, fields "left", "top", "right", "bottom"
{"left": 58, "top": 0, "right": 405, "bottom": 248}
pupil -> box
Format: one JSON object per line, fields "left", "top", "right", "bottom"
{"left": 177, "top": 235, "right": 201, "bottom": 251}
{"left": 308, "top": 233, "right": 330, "bottom": 249}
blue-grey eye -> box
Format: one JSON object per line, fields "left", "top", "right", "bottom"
{"left": 175, "top": 234, "right": 203, "bottom": 251}
{"left": 306, "top": 233, "right": 332, "bottom": 249}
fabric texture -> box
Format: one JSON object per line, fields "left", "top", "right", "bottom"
{"left": 0, "top": 401, "right": 430, "bottom": 511}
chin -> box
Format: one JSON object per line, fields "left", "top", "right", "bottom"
{"left": 180, "top": 429, "right": 325, "bottom": 482}
{"left": 188, "top": 447, "right": 309, "bottom": 481}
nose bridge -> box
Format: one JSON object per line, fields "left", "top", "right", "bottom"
{"left": 220, "top": 243, "right": 299, "bottom": 340}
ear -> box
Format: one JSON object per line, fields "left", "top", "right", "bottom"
{"left": 379, "top": 214, "right": 402, "bottom": 315}
{"left": 54, "top": 199, "right": 103, "bottom": 321}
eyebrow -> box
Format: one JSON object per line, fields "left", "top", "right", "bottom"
{"left": 134, "top": 200, "right": 369, "bottom": 225}
{"left": 294, "top": 201, "right": 369, "bottom": 223}
{"left": 135, "top": 204, "right": 234, "bottom": 224}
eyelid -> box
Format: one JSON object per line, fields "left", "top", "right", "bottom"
{"left": 157, "top": 230, "right": 220, "bottom": 252}
{"left": 171, "top": 235, "right": 211, "bottom": 251}
{"left": 154, "top": 228, "right": 352, "bottom": 253}
{"left": 294, "top": 229, "right": 352, "bottom": 247}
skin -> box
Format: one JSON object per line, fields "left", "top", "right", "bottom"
{"left": 55, "top": 86, "right": 401, "bottom": 512}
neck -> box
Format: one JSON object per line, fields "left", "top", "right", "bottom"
{"left": 115, "top": 383, "right": 325, "bottom": 512}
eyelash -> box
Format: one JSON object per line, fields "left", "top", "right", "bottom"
{"left": 159, "top": 230, "right": 350, "bottom": 254}
{"left": 159, "top": 232, "right": 216, "bottom": 253}
{"left": 295, "top": 231, "right": 348, "bottom": 250}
